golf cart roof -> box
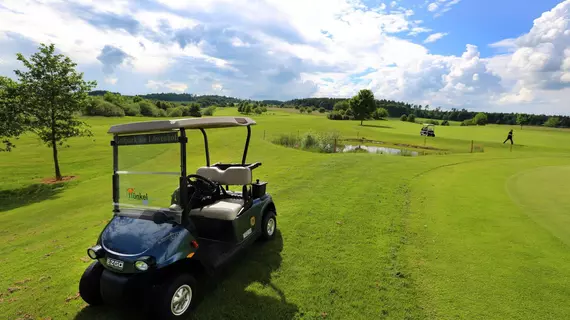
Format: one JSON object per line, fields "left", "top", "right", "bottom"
{"left": 108, "top": 116, "right": 256, "bottom": 135}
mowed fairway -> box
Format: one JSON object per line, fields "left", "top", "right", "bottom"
{"left": 1, "top": 109, "right": 570, "bottom": 320}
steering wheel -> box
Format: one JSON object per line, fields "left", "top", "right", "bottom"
{"left": 186, "top": 174, "right": 219, "bottom": 199}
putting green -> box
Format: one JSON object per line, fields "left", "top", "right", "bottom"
{"left": 506, "top": 165, "right": 570, "bottom": 246}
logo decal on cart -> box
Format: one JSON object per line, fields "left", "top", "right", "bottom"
{"left": 250, "top": 216, "right": 255, "bottom": 226}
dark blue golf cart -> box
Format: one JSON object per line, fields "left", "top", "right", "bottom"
{"left": 79, "top": 116, "right": 277, "bottom": 318}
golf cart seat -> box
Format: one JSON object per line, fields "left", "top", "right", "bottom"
{"left": 188, "top": 166, "right": 252, "bottom": 221}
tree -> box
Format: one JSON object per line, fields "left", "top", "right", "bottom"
{"left": 0, "top": 76, "right": 27, "bottom": 151}
{"left": 400, "top": 114, "right": 408, "bottom": 121}
{"left": 333, "top": 100, "right": 350, "bottom": 112}
{"left": 544, "top": 116, "right": 560, "bottom": 128}
{"left": 299, "top": 107, "right": 305, "bottom": 113}
{"left": 516, "top": 113, "right": 529, "bottom": 129}
{"left": 350, "top": 89, "right": 376, "bottom": 125}
{"left": 319, "top": 107, "right": 326, "bottom": 113}
{"left": 372, "top": 107, "right": 389, "bottom": 120}
{"left": 407, "top": 114, "right": 416, "bottom": 123}
{"left": 473, "top": 112, "right": 488, "bottom": 125}
{"left": 244, "top": 104, "right": 252, "bottom": 115}
{"left": 188, "top": 104, "right": 202, "bottom": 117}
{"left": 14, "top": 43, "right": 96, "bottom": 180}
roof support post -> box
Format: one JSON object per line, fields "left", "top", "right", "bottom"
{"left": 199, "top": 128, "right": 210, "bottom": 167}
{"left": 242, "top": 125, "right": 251, "bottom": 165}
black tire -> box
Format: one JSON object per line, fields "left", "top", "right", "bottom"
{"left": 152, "top": 273, "right": 197, "bottom": 319}
{"left": 79, "top": 261, "right": 104, "bottom": 306}
{"left": 261, "top": 211, "right": 277, "bottom": 241}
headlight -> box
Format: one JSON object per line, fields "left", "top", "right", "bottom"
{"left": 87, "top": 245, "right": 102, "bottom": 259}
{"left": 135, "top": 260, "right": 149, "bottom": 271}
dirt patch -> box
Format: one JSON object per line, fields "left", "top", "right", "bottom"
{"left": 41, "top": 176, "right": 77, "bottom": 184}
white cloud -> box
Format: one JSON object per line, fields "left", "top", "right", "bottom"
{"left": 424, "top": 32, "right": 448, "bottom": 43}
{"left": 104, "top": 76, "right": 118, "bottom": 84}
{"left": 146, "top": 80, "right": 188, "bottom": 92}
{"left": 211, "top": 83, "right": 224, "bottom": 91}
{"left": 390, "top": 1, "right": 397, "bottom": 8}
{"left": 427, "top": 3, "right": 439, "bottom": 12}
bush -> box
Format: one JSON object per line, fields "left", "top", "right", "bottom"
{"left": 462, "top": 119, "right": 474, "bottom": 126}
{"left": 167, "top": 107, "right": 184, "bottom": 117}
{"left": 327, "top": 111, "right": 343, "bottom": 120}
{"left": 441, "top": 120, "right": 450, "bottom": 126}
{"left": 300, "top": 132, "right": 319, "bottom": 149}
{"left": 272, "top": 134, "right": 299, "bottom": 148}
{"left": 187, "top": 104, "right": 202, "bottom": 117}
{"left": 342, "top": 114, "right": 350, "bottom": 120}
{"left": 407, "top": 114, "right": 416, "bottom": 123}
{"left": 307, "top": 109, "right": 312, "bottom": 114}
{"left": 123, "top": 103, "right": 141, "bottom": 116}
{"left": 427, "top": 119, "right": 440, "bottom": 125}
{"left": 203, "top": 106, "right": 216, "bottom": 116}
{"left": 85, "top": 99, "right": 125, "bottom": 117}
{"left": 544, "top": 116, "right": 560, "bottom": 127}
{"left": 319, "top": 107, "right": 326, "bottom": 113}
{"left": 133, "top": 96, "right": 142, "bottom": 103}
{"left": 139, "top": 101, "right": 162, "bottom": 117}
{"left": 400, "top": 114, "right": 408, "bottom": 121}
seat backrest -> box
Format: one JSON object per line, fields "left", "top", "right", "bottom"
{"left": 196, "top": 166, "right": 252, "bottom": 185}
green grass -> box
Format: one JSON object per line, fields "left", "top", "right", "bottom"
{"left": 1, "top": 109, "right": 570, "bottom": 319}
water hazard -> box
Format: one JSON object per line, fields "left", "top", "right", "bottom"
{"left": 342, "top": 145, "right": 419, "bottom": 156}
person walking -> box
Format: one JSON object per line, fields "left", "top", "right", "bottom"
{"left": 503, "top": 129, "right": 514, "bottom": 144}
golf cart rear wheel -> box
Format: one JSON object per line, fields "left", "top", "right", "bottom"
{"left": 261, "top": 211, "right": 277, "bottom": 241}
{"left": 79, "top": 261, "right": 104, "bottom": 306}
{"left": 153, "top": 273, "right": 197, "bottom": 319}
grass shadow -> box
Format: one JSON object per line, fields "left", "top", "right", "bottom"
{"left": 73, "top": 231, "right": 297, "bottom": 320}
{"left": 361, "top": 124, "right": 393, "bottom": 129}
{"left": 0, "top": 183, "right": 66, "bottom": 212}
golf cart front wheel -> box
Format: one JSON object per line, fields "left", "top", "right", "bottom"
{"left": 153, "top": 273, "right": 197, "bottom": 319}
{"left": 79, "top": 261, "right": 104, "bottom": 306}
{"left": 261, "top": 211, "right": 277, "bottom": 240}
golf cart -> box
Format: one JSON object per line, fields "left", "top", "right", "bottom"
{"left": 420, "top": 123, "right": 435, "bottom": 137}
{"left": 79, "top": 116, "right": 277, "bottom": 318}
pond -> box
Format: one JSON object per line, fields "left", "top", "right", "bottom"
{"left": 342, "top": 145, "right": 420, "bottom": 156}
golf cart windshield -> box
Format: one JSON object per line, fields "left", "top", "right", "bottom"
{"left": 114, "top": 131, "right": 181, "bottom": 213}
{"left": 108, "top": 117, "right": 257, "bottom": 218}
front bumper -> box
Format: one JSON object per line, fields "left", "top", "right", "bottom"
{"left": 100, "top": 269, "right": 155, "bottom": 305}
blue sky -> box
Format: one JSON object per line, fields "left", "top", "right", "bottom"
{"left": 1, "top": 0, "right": 570, "bottom": 114}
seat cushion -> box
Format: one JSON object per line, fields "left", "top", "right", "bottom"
{"left": 189, "top": 198, "right": 244, "bottom": 220}
{"left": 196, "top": 166, "right": 252, "bottom": 185}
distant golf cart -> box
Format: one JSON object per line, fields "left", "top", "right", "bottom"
{"left": 420, "top": 123, "right": 436, "bottom": 137}
{"left": 79, "top": 117, "right": 277, "bottom": 319}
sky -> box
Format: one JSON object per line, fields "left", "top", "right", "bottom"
{"left": 1, "top": 0, "right": 570, "bottom": 115}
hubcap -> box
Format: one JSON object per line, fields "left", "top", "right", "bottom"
{"left": 267, "top": 218, "right": 275, "bottom": 236}
{"left": 171, "top": 284, "right": 192, "bottom": 316}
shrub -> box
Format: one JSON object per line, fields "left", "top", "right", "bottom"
{"left": 544, "top": 116, "right": 560, "bottom": 127}
{"left": 427, "top": 119, "right": 440, "bottom": 125}
{"left": 184, "top": 104, "right": 202, "bottom": 117}
{"left": 407, "top": 114, "right": 416, "bottom": 122}
{"left": 300, "top": 132, "right": 319, "bottom": 149}
{"left": 307, "top": 109, "right": 313, "bottom": 114}
{"left": 139, "top": 101, "right": 162, "bottom": 117}
{"left": 133, "top": 96, "right": 142, "bottom": 103}
{"left": 85, "top": 99, "right": 125, "bottom": 117}
{"left": 123, "top": 103, "right": 141, "bottom": 116}
{"left": 168, "top": 107, "right": 184, "bottom": 117}
{"left": 203, "top": 106, "right": 216, "bottom": 116}
{"left": 441, "top": 120, "right": 450, "bottom": 126}
{"left": 462, "top": 119, "right": 474, "bottom": 126}
{"left": 400, "top": 114, "right": 408, "bottom": 121}
{"left": 272, "top": 134, "right": 299, "bottom": 148}
{"left": 327, "top": 111, "right": 343, "bottom": 120}
{"left": 342, "top": 114, "right": 350, "bottom": 120}
{"left": 319, "top": 107, "right": 326, "bottom": 113}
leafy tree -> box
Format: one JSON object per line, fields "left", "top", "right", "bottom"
{"left": 307, "top": 109, "right": 312, "bottom": 114}
{"left": 400, "top": 114, "right": 408, "bottom": 121}
{"left": 0, "top": 76, "right": 26, "bottom": 151}
{"left": 203, "top": 106, "right": 216, "bottom": 116}
{"left": 372, "top": 107, "right": 389, "bottom": 120}
{"left": 14, "top": 43, "right": 96, "bottom": 180}
{"left": 133, "top": 96, "right": 142, "bottom": 103}
{"left": 544, "top": 116, "right": 560, "bottom": 127}
{"left": 140, "top": 100, "right": 161, "bottom": 117}
{"left": 516, "top": 113, "right": 529, "bottom": 129}
{"left": 319, "top": 107, "right": 326, "bottom": 113}
{"left": 254, "top": 107, "right": 262, "bottom": 115}
{"left": 441, "top": 120, "right": 450, "bottom": 126}
{"left": 350, "top": 89, "right": 376, "bottom": 125}
{"left": 188, "top": 104, "right": 202, "bottom": 117}
{"left": 299, "top": 107, "right": 305, "bottom": 113}
{"left": 407, "top": 114, "right": 416, "bottom": 123}
{"left": 473, "top": 112, "right": 488, "bottom": 125}
{"left": 333, "top": 100, "right": 350, "bottom": 112}
{"left": 244, "top": 104, "right": 252, "bottom": 115}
